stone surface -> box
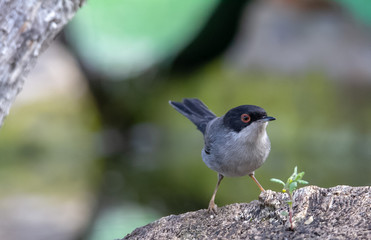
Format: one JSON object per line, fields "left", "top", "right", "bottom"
{"left": 124, "top": 185, "right": 370, "bottom": 239}
{"left": 0, "top": 0, "right": 84, "bottom": 126}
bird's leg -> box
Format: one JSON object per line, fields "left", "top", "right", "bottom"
{"left": 208, "top": 173, "right": 224, "bottom": 214}
{"left": 249, "top": 172, "right": 265, "bottom": 192}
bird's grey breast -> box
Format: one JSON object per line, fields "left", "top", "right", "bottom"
{"left": 202, "top": 119, "right": 271, "bottom": 177}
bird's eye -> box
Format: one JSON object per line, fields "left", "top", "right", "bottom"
{"left": 241, "top": 113, "right": 251, "bottom": 123}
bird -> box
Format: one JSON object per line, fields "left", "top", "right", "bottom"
{"left": 169, "top": 98, "right": 275, "bottom": 213}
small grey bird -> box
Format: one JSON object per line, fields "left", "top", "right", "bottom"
{"left": 169, "top": 98, "right": 275, "bottom": 213}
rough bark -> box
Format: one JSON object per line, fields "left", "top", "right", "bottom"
{"left": 0, "top": 0, "right": 84, "bottom": 126}
{"left": 124, "top": 185, "right": 370, "bottom": 239}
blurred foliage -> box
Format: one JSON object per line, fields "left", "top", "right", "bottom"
{"left": 335, "top": 0, "right": 371, "bottom": 25}
{"left": 0, "top": 95, "right": 101, "bottom": 198}
{"left": 67, "top": 0, "right": 219, "bottom": 78}
{"left": 100, "top": 61, "right": 371, "bottom": 215}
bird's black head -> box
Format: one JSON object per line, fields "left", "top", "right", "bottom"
{"left": 222, "top": 105, "right": 275, "bottom": 132}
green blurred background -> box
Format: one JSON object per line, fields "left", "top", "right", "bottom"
{"left": 1, "top": 0, "right": 371, "bottom": 239}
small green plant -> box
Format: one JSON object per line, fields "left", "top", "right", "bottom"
{"left": 270, "top": 166, "right": 309, "bottom": 230}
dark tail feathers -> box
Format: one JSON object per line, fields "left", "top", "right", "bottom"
{"left": 169, "top": 98, "right": 216, "bottom": 134}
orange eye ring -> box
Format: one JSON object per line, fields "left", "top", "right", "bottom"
{"left": 241, "top": 113, "right": 251, "bottom": 123}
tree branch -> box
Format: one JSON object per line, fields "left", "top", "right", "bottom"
{"left": 0, "top": 0, "right": 84, "bottom": 126}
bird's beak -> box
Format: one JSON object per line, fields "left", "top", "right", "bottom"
{"left": 261, "top": 116, "right": 276, "bottom": 122}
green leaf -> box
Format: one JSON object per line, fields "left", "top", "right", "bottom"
{"left": 297, "top": 180, "right": 309, "bottom": 185}
{"left": 295, "top": 171, "right": 305, "bottom": 181}
{"left": 270, "top": 178, "right": 285, "bottom": 186}
{"left": 289, "top": 181, "right": 298, "bottom": 193}
{"left": 288, "top": 166, "right": 298, "bottom": 183}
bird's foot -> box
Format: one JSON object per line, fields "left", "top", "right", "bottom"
{"left": 208, "top": 200, "right": 218, "bottom": 214}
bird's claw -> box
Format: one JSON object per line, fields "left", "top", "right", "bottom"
{"left": 208, "top": 201, "right": 218, "bottom": 214}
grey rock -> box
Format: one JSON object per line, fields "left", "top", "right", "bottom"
{"left": 124, "top": 185, "right": 370, "bottom": 239}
